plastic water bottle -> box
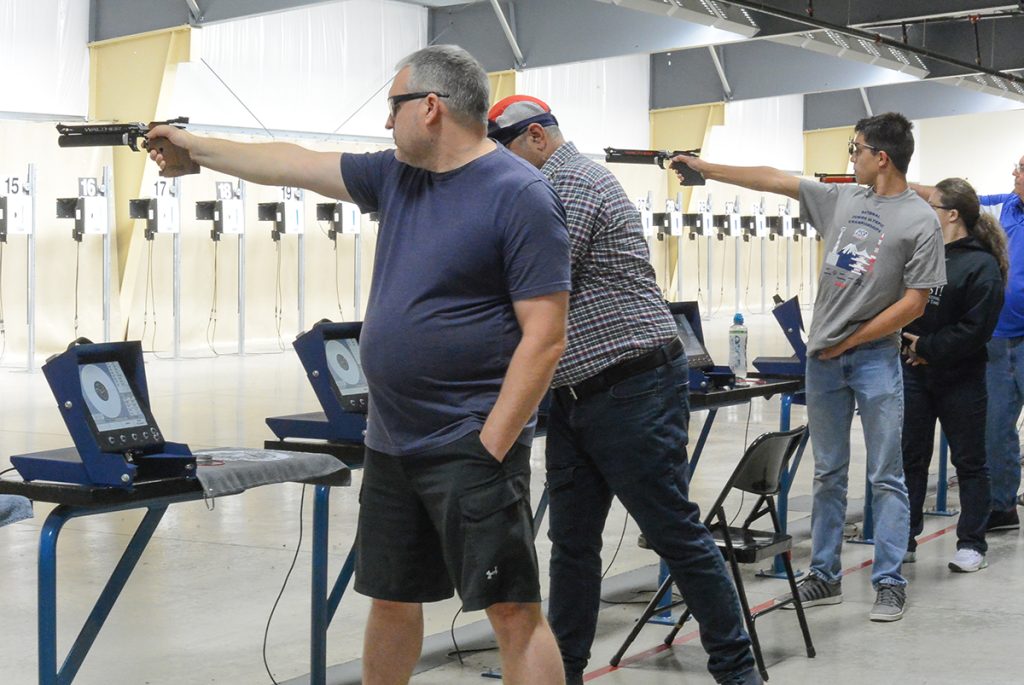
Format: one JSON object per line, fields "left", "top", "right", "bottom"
{"left": 729, "top": 313, "right": 748, "bottom": 377}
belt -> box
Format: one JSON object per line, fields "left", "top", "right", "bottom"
{"left": 559, "top": 337, "right": 684, "bottom": 401}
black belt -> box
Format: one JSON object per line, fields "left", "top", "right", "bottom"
{"left": 559, "top": 337, "right": 684, "bottom": 401}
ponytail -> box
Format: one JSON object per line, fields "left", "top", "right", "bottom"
{"left": 934, "top": 177, "right": 1009, "bottom": 285}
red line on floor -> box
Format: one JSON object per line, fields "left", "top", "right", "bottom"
{"left": 584, "top": 521, "right": 960, "bottom": 682}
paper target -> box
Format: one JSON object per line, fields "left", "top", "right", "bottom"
{"left": 81, "top": 364, "right": 124, "bottom": 419}
{"left": 326, "top": 340, "right": 361, "bottom": 387}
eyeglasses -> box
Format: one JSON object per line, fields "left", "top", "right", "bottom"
{"left": 929, "top": 203, "right": 953, "bottom": 211}
{"left": 1014, "top": 163, "right": 1023, "bottom": 174}
{"left": 848, "top": 140, "right": 882, "bottom": 157}
{"left": 387, "top": 91, "right": 450, "bottom": 118}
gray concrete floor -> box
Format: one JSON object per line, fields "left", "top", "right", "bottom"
{"left": 1, "top": 310, "right": 1022, "bottom": 684}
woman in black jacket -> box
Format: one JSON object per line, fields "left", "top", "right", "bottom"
{"left": 902, "top": 177, "right": 1007, "bottom": 572}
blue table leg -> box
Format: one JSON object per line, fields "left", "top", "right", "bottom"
{"left": 687, "top": 408, "right": 717, "bottom": 475}
{"left": 327, "top": 547, "right": 356, "bottom": 625}
{"left": 311, "top": 485, "right": 331, "bottom": 685}
{"left": 39, "top": 503, "right": 170, "bottom": 685}
{"left": 926, "top": 432, "right": 958, "bottom": 517}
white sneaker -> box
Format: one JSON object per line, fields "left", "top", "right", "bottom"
{"left": 948, "top": 548, "right": 987, "bottom": 573}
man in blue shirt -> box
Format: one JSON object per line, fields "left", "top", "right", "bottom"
{"left": 980, "top": 156, "right": 1024, "bottom": 530}
{"left": 149, "top": 45, "right": 571, "bottom": 685}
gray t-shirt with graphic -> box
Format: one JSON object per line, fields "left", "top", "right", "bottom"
{"left": 799, "top": 181, "right": 946, "bottom": 355}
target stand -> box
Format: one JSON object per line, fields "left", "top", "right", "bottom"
{"left": 264, "top": 320, "right": 368, "bottom": 463}
{"left": 10, "top": 339, "right": 194, "bottom": 488}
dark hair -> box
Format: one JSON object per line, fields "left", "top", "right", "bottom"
{"left": 396, "top": 45, "right": 490, "bottom": 128}
{"left": 935, "top": 177, "right": 1009, "bottom": 284}
{"left": 854, "top": 112, "right": 915, "bottom": 175}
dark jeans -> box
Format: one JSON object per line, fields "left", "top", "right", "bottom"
{"left": 902, "top": 363, "right": 991, "bottom": 554}
{"left": 546, "top": 354, "right": 754, "bottom": 682}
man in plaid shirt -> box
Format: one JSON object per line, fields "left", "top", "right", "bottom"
{"left": 489, "top": 96, "right": 758, "bottom": 685}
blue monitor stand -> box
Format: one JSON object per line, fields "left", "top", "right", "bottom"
{"left": 264, "top": 320, "right": 368, "bottom": 461}
{"left": 11, "top": 339, "right": 195, "bottom": 488}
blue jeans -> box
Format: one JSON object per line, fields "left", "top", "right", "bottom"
{"left": 984, "top": 337, "right": 1024, "bottom": 512}
{"left": 902, "top": 363, "right": 990, "bottom": 554}
{"left": 546, "top": 354, "right": 754, "bottom": 682}
{"left": 805, "top": 339, "right": 909, "bottom": 588}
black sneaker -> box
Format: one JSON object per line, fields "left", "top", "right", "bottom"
{"left": 781, "top": 575, "right": 842, "bottom": 609}
{"left": 870, "top": 584, "right": 906, "bottom": 622}
{"left": 986, "top": 508, "right": 1020, "bottom": 531}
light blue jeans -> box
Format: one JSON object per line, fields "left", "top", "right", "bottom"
{"left": 805, "top": 339, "right": 909, "bottom": 589}
{"left": 984, "top": 336, "right": 1024, "bottom": 512}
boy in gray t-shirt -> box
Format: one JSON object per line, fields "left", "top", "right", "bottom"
{"left": 675, "top": 112, "right": 945, "bottom": 623}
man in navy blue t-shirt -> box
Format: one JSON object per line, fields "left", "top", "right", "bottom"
{"left": 149, "top": 45, "right": 571, "bottom": 685}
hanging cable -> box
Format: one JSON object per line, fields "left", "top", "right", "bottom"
{"left": 262, "top": 484, "right": 307, "bottom": 685}
{"left": 275, "top": 240, "right": 285, "bottom": 351}
{"left": 334, "top": 236, "right": 345, "bottom": 320}
{"left": 206, "top": 240, "right": 220, "bottom": 356}
{"left": 73, "top": 240, "right": 81, "bottom": 339}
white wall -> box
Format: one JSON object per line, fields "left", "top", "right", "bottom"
{"left": 914, "top": 109, "right": 1024, "bottom": 193}
{"left": 518, "top": 53, "right": 651, "bottom": 154}
{"left": 176, "top": 0, "right": 427, "bottom": 137}
{"left": 0, "top": 0, "right": 89, "bottom": 117}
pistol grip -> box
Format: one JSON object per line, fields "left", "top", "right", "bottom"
{"left": 146, "top": 137, "right": 200, "bottom": 177}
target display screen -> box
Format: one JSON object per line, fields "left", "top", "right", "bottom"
{"left": 667, "top": 302, "right": 714, "bottom": 370}
{"left": 323, "top": 338, "right": 369, "bottom": 413}
{"left": 79, "top": 361, "right": 162, "bottom": 449}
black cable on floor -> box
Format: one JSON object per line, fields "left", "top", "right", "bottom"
{"left": 263, "top": 484, "right": 307, "bottom": 685}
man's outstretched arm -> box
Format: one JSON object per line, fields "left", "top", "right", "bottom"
{"left": 147, "top": 124, "right": 352, "bottom": 202}
{"left": 672, "top": 155, "right": 801, "bottom": 200}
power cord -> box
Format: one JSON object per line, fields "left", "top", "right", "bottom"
{"left": 73, "top": 240, "right": 81, "bottom": 339}
{"left": 206, "top": 240, "right": 221, "bottom": 356}
{"left": 0, "top": 465, "right": 17, "bottom": 478}
{"left": 262, "top": 484, "right": 307, "bottom": 685}
{"left": 274, "top": 241, "right": 286, "bottom": 351}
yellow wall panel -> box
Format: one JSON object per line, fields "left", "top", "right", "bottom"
{"left": 488, "top": 70, "right": 516, "bottom": 106}
{"left": 803, "top": 125, "right": 854, "bottom": 176}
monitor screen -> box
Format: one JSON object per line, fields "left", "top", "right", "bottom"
{"left": 79, "top": 360, "right": 162, "bottom": 450}
{"left": 667, "top": 302, "right": 714, "bottom": 369}
{"left": 324, "top": 337, "right": 369, "bottom": 412}
{"left": 81, "top": 362, "right": 148, "bottom": 431}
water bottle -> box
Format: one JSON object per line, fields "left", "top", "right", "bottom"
{"left": 728, "top": 313, "right": 748, "bottom": 377}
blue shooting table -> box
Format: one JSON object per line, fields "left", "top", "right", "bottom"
{"left": 0, "top": 443, "right": 361, "bottom": 685}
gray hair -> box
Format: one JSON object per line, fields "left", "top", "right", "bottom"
{"left": 396, "top": 45, "right": 490, "bottom": 128}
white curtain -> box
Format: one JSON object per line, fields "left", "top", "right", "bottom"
{"left": 174, "top": 0, "right": 427, "bottom": 137}
{"left": 0, "top": 0, "right": 89, "bottom": 117}
{"left": 518, "top": 54, "right": 651, "bottom": 154}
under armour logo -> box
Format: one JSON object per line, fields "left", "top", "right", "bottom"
{"left": 486, "top": 566, "right": 499, "bottom": 580}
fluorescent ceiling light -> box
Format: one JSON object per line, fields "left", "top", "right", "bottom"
{"left": 948, "top": 70, "right": 1024, "bottom": 103}
{"left": 772, "top": 30, "right": 929, "bottom": 79}
{"left": 595, "top": 0, "right": 760, "bottom": 38}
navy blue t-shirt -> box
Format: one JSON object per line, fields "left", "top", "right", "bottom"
{"left": 341, "top": 146, "right": 571, "bottom": 456}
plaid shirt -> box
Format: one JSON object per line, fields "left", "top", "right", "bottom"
{"left": 541, "top": 142, "right": 678, "bottom": 387}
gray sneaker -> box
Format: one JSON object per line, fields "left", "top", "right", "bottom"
{"left": 870, "top": 584, "right": 906, "bottom": 622}
{"left": 781, "top": 574, "right": 842, "bottom": 609}
{"left": 903, "top": 550, "right": 916, "bottom": 564}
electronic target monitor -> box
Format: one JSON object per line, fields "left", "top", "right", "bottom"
{"left": 78, "top": 359, "right": 163, "bottom": 450}
{"left": 10, "top": 339, "right": 193, "bottom": 487}
{"left": 667, "top": 301, "right": 714, "bottom": 370}
{"left": 323, "top": 336, "right": 368, "bottom": 414}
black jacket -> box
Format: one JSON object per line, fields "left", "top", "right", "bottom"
{"left": 904, "top": 236, "right": 1004, "bottom": 369}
